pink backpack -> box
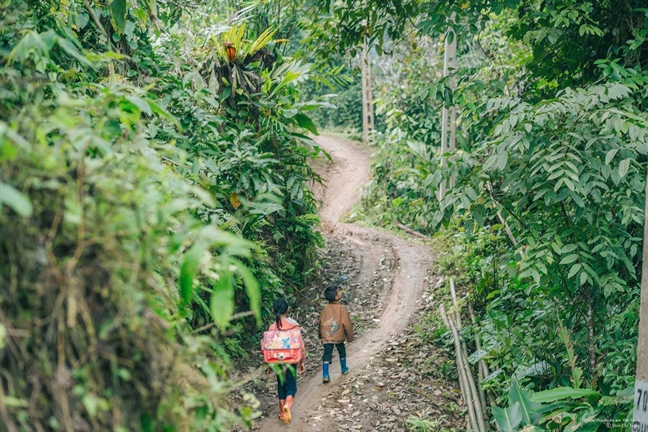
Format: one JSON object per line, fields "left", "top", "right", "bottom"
{"left": 261, "top": 328, "right": 303, "bottom": 364}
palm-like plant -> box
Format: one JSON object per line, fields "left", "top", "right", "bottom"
{"left": 212, "top": 24, "right": 278, "bottom": 64}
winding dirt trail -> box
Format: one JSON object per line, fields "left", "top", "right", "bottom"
{"left": 256, "top": 136, "right": 433, "bottom": 431}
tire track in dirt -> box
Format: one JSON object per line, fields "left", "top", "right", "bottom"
{"left": 255, "top": 136, "right": 434, "bottom": 431}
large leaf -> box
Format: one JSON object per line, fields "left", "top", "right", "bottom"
{"left": 180, "top": 242, "right": 205, "bottom": 305}
{"left": 200, "top": 225, "right": 254, "bottom": 258}
{"left": 509, "top": 380, "right": 543, "bottom": 425}
{"left": 294, "top": 113, "right": 319, "bottom": 135}
{"left": 246, "top": 27, "right": 278, "bottom": 57}
{"left": 249, "top": 202, "right": 284, "bottom": 216}
{"left": 605, "top": 148, "right": 618, "bottom": 165}
{"left": 126, "top": 95, "right": 152, "bottom": 116}
{"left": 230, "top": 257, "right": 261, "bottom": 325}
{"left": 210, "top": 268, "right": 234, "bottom": 329}
{"left": 111, "top": 0, "right": 128, "bottom": 34}
{"left": 0, "top": 182, "right": 33, "bottom": 216}
{"left": 497, "top": 151, "right": 508, "bottom": 170}
{"left": 57, "top": 37, "right": 95, "bottom": 68}
{"left": 532, "top": 387, "right": 599, "bottom": 403}
{"left": 493, "top": 402, "right": 523, "bottom": 432}
{"left": 618, "top": 158, "right": 631, "bottom": 178}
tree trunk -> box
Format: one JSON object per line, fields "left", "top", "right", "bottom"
{"left": 633, "top": 168, "right": 648, "bottom": 428}
{"left": 439, "top": 28, "right": 456, "bottom": 201}
{"left": 360, "top": 37, "right": 374, "bottom": 145}
{"left": 439, "top": 107, "right": 448, "bottom": 200}
{"left": 586, "top": 283, "right": 596, "bottom": 380}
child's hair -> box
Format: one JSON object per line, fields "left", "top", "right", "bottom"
{"left": 324, "top": 285, "right": 339, "bottom": 302}
{"left": 273, "top": 298, "right": 289, "bottom": 329}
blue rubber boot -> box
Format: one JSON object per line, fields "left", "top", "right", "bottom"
{"left": 322, "top": 363, "right": 330, "bottom": 383}
{"left": 341, "top": 358, "right": 349, "bottom": 375}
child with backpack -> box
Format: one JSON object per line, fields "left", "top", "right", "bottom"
{"left": 318, "top": 285, "right": 354, "bottom": 383}
{"left": 261, "top": 298, "right": 306, "bottom": 424}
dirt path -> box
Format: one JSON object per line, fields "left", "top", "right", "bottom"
{"left": 255, "top": 136, "right": 437, "bottom": 431}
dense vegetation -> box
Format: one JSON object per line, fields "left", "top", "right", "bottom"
{"left": 0, "top": 1, "right": 327, "bottom": 430}
{"left": 1, "top": 0, "right": 647, "bottom": 431}
{"left": 345, "top": 0, "right": 648, "bottom": 430}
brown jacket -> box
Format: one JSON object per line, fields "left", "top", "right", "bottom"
{"left": 318, "top": 301, "right": 354, "bottom": 344}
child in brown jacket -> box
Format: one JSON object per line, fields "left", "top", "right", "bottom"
{"left": 318, "top": 285, "right": 354, "bottom": 383}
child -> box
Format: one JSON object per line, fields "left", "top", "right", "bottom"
{"left": 318, "top": 285, "right": 354, "bottom": 383}
{"left": 263, "top": 298, "right": 306, "bottom": 424}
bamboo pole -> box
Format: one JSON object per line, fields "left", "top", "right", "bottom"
{"left": 439, "top": 27, "right": 456, "bottom": 201}
{"left": 439, "top": 106, "right": 449, "bottom": 200}
{"left": 450, "top": 278, "right": 461, "bottom": 328}
{"left": 469, "top": 305, "right": 489, "bottom": 424}
{"left": 449, "top": 105, "right": 457, "bottom": 190}
{"left": 439, "top": 29, "right": 457, "bottom": 201}
{"left": 440, "top": 305, "right": 470, "bottom": 419}
{"left": 449, "top": 281, "right": 487, "bottom": 432}
{"left": 469, "top": 306, "right": 489, "bottom": 377}
{"left": 396, "top": 222, "right": 432, "bottom": 241}
{"left": 448, "top": 29, "right": 457, "bottom": 191}
{"left": 360, "top": 35, "right": 374, "bottom": 145}
{"left": 450, "top": 279, "right": 472, "bottom": 387}
{"left": 441, "top": 304, "right": 480, "bottom": 431}
{"left": 445, "top": 307, "right": 486, "bottom": 432}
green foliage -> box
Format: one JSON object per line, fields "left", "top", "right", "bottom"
{"left": 492, "top": 403, "right": 523, "bottom": 432}
{"left": 492, "top": 380, "right": 632, "bottom": 431}
{"left": 3, "top": 0, "right": 647, "bottom": 428}
{"left": 300, "top": 66, "right": 362, "bottom": 133}
{"left": 128, "top": 4, "right": 327, "bottom": 339}
{"left": 0, "top": 0, "right": 328, "bottom": 429}
{"left": 0, "top": 181, "right": 33, "bottom": 216}
{"left": 343, "top": 0, "right": 648, "bottom": 429}
{"left": 359, "top": 33, "right": 446, "bottom": 232}
{"left": 507, "top": 1, "right": 648, "bottom": 93}
{"left": 441, "top": 83, "right": 648, "bottom": 404}
{"left": 510, "top": 380, "right": 543, "bottom": 425}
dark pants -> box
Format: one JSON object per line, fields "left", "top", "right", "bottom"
{"left": 276, "top": 364, "right": 297, "bottom": 400}
{"left": 322, "top": 342, "right": 346, "bottom": 363}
